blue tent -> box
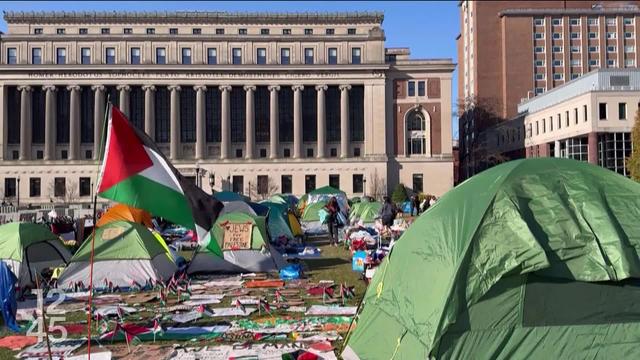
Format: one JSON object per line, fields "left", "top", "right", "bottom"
{"left": 0, "top": 262, "right": 19, "bottom": 332}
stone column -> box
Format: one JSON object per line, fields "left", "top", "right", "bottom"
{"left": 142, "top": 85, "right": 156, "bottom": 141}
{"left": 244, "top": 85, "right": 256, "bottom": 159}
{"left": 587, "top": 132, "right": 598, "bottom": 164}
{"left": 68, "top": 85, "right": 81, "bottom": 160}
{"left": 43, "top": 85, "right": 57, "bottom": 161}
{"left": 315, "top": 85, "right": 327, "bottom": 158}
{"left": 268, "top": 85, "right": 280, "bottom": 159}
{"left": 292, "top": 85, "right": 304, "bottom": 159}
{"left": 168, "top": 85, "right": 181, "bottom": 160}
{"left": 194, "top": 85, "right": 207, "bottom": 160}
{"left": 117, "top": 85, "right": 131, "bottom": 117}
{"left": 18, "top": 86, "right": 33, "bottom": 161}
{"left": 219, "top": 85, "right": 232, "bottom": 160}
{"left": 554, "top": 140, "right": 561, "bottom": 158}
{"left": 339, "top": 84, "right": 351, "bottom": 158}
{"left": 91, "top": 85, "right": 105, "bottom": 160}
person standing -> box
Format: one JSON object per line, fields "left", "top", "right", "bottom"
{"left": 325, "top": 196, "right": 340, "bottom": 246}
{"left": 379, "top": 196, "right": 398, "bottom": 228}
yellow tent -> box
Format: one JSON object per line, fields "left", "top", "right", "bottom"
{"left": 288, "top": 212, "right": 303, "bottom": 237}
{"left": 96, "top": 204, "right": 153, "bottom": 228}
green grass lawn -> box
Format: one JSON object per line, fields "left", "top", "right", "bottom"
{"left": 0, "top": 235, "right": 368, "bottom": 359}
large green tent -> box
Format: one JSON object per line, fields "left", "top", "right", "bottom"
{"left": 188, "top": 212, "right": 285, "bottom": 273}
{"left": 57, "top": 221, "right": 177, "bottom": 288}
{"left": 301, "top": 201, "right": 327, "bottom": 222}
{"left": 344, "top": 158, "right": 640, "bottom": 360}
{"left": 0, "top": 222, "right": 71, "bottom": 287}
{"left": 261, "top": 201, "right": 296, "bottom": 241}
{"left": 349, "top": 201, "right": 381, "bottom": 223}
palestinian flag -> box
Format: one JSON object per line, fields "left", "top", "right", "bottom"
{"left": 96, "top": 104, "right": 224, "bottom": 255}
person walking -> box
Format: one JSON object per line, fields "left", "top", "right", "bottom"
{"left": 379, "top": 195, "right": 398, "bottom": 228}
{"left": 325, "top": 196, "right": 340, "bottom": 246}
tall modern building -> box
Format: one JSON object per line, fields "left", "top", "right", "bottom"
{"left": 0, "top": 11, "right": 454, "bottom": 204}
{"left": 458, "top": 0, "right": 640, "bottom": 179}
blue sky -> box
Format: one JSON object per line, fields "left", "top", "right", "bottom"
{"left": 0, "top": 1, "right": 460, "bottom": 137}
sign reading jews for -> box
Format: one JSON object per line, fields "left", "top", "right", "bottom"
{"left": 222, "top": 222, "right": 253, "bottom": 250}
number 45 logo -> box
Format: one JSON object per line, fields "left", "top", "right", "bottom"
{"left": 24, "top": 289, "right": 68, "bottom": 342}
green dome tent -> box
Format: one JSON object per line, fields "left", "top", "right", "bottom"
{"left": 349, "top": 201, "right": 381, "bottom": 224}
{"left": 344, "top": 158, "right": 640, "bottom": 360}
{"left": 58, "top": 221, "right": 177, "bottom": 288}
{"left": 261, "top": 201, "right": 296, "bottom": 241}
{"left": 0, "top": 222, "right": 71, "bottom": 287}
{"left": 188, "top": 212, "right": 285, "bottom": 273}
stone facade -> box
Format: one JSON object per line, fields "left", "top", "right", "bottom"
{"left": 0, "top": 11, "right": 454, "bottom": 204}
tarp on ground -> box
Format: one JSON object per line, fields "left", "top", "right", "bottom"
{"left": 188, "top": 212, "right": 285, "bottom": 273}
{"left": 0, "top": 222, "right": 71, "bottom": 287}
{"left": 96, "top": 204, "right": 152, "bottom": 228}
{"left": 344, "top": 158, "right": 640, "bottom": 360}
{"left": 58, "top": 221, "right": 177, "bottom": 288}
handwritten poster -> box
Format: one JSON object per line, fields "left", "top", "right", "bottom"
{"left": 222, "top": 222, "right": 253, "bottom": 250}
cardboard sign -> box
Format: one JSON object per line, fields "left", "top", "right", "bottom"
{"left": 222, "top": 222, "right": 253, "bottom": 250}
{"left": 352, "top": 251, "right": 367, "bottom": 272}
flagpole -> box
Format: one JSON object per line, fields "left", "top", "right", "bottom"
{"left": 86, "top": 98, "right": 111, "bottom": 360}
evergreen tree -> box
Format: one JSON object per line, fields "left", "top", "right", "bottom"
{"left": 628, "top": 108, "right": 640, "bottom": 181}
{"left": 391, "top": 183, "right": 408, "bottom": 204}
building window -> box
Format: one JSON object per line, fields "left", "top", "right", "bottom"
{"left": 4, "top": 178, "right": 16, "bottom": 198}
{"left": 588, "top": 18, "right": 599, "bottom": 25}
{"left": 353, "top": 174, "right": 364, "bottom": 193}
{"left": 283, "top": 148, "right": 291, "bottom": 158}
{"left": 255, "top": 175, "right": 269, "bottom": 196}
{"left": 230, "top": 86, "right": 246, "bottom": 143}
{"left": 232, "top": 175, "right": 244, "bottom": 194}
{"left": 552, "top": 18, "right": 562, "bottom": 26}
{"left": 574, "top": 108, "right": 579, "bottom": 124}
{"left": 31, "top": 48, "right": 41, "bottom": 64}
{"left": 598, "top": 132, "right": 632, "bottom": 176}
{"left": 607, "top": 59, "right": 617, "bottom": 66}
{"left": 557, "top": 114, "right": 561, "bottom": 129}
{"left": 326, "top": 28, "right": 335, "bottom": 35}
{"left": 535, "top": 73, "right": 545, "bottom": 80}
{"left": 534, "top": 33, "right": 544, "bottom": 39}
{"left": 304, "top": 28, "right": 313, "bottom": 35}
{"left": 101, "top": 28, "right": 110, "bottom": 34}
{"left": 281, "top": 175, "right": 292, "bottom": 194}
{"left": 589, "top": 46, "right": 599, "bottom": 53}
{"left": 123, "top": 28, "right": 132, "bottom": 34}
{"left": 566, "top": 110, "right": 569, "bottom": 127}
{"left": 589, "top": 32, "right": 597, "bottom": 39}
{"left": 624, "top": 17, "right": 634, "bottom": 25}
{"left": 304, "top": 48, "right": 314, "bottom": 64}
{"left": 305, "top": 175, "right": 316, "bottom": 193}
{"left": 408, "top": 81, "right": 416, "bottom": 96}
{"left": 406, "top": 109, "right": 427, "bottom": 155}
{"left": 81, "top": 47, "right": 91, "bottom": 65}
{"left": 418, "top": 81, "right": 425, "bottom": 96}
{"left": 348, "top": 28, "right": 357, "bottom": 34}
{"left": 167, "top": 28, "right": 177, "bottom": 35}
{"left": 607, "top": 45, "right": 617, "bottom": 53}
{"left": 534, "top": 46, "right": 545, "bottom": 53}
{"left": 583, "top": 105, "right": 588, "bottom": 122}
{"left": 535, "top": 121, "right": 539, "bottom": 135}
{"left": 155, "top": 87, "right": 169, "bottom": 142}
{"left": 6, "top": 48, "right": 17, "bottom": 64}
{"left": 56, "top": 28, "right": 65, "bottom": 35}
{"left": 85, "top": 150, "right": 92, "bottom": 159}
{"left": 259, "top": 149, "right": 267, "bottom": 158}
{"left": 181, "top": 48, "right": 191, "bottom": 64}
{"left": 542, "top": 118, "right": 546, "bottom": 133}
{"left": 327, "top": 174, "right": 340, "bottom": 190}
{"left": 606, "top": 17, "right": 616, "bottom": 26}
{"left": 283, "top": 28, "right": 291, "bottom": 35}
{"left": 626, "top": 32, "right": 634, "bottom": 39}
{"left": 207, "top": 48, "right": 217, "bottom": 64}
{"left": 354, "top": 147, "right": 361, "bottom": 157}
{"left": 56, "top": 48, "right": 66, "bottom": 64}
{"left": 552, "top": 33, "right": 562, "bottom": 40}
{"left": 238, "top": 28, "right": 247, "bottom": 35}
{"left": 232, "top": 48, "right": 242, "bottom": 65}
{"left": 256, "top": 48, "right": 266, "bottom": 64}
{"left": 280, "top": 48, "right": 290, "bottom": 64}
{"left": 589, "top": 59, "right": 600, "bottom": 66}
{"left": 29, "top": 178, "right": 41, "bottom": 197}
{"left": 570, "top": 46, "right": 580, "bottom": 53}
{"left": 216, "top": 28, "right": 224, "bottom": 35}
{"left": 599, "top": 103, "right": 607, "bottom": 120}
{"left": 54, "top": 177, "right": 66, "bottom": 197}
{"left": 570, "top": 59, "right": 581, "bottom": 66}
{"left": 302, "top": 148, "right": 312, "bottom": 158}
{"left": 552, "top": 46, "right": 562, "bottom": 53}
{"left": 79, "top": 177, "right": 91, "bottom": 197}
{"left": 327, "top": 48, "right": 337, "bottom": 64}
{"left": 619, "top": 103, "right": 627, "bottom": 120}
{"left": 626, "top": 59, "right": 635, "bottom": 66}
{"left": 156, "top": 48, "right": 166, "bottom": 64}
{"left": 105, "top": 47, "right": 116, "bottom": 64}
{"left": 570, "top": 18, "right": 580, "bottom": 26}
{"left": 625, "top": 45, "right": 635, "bottom": 53}
{"left": 330, "top": 148, "right": 337, "bottom": 157}
{"left": 130, "top": 47, "right": 141, "bottom": 64}
{"left": 33, "top": 28, "right": 43, "bottom": 34}
{"left": 571, "top": 73, "right": 581, "bottom": 79}
{"left": 192, "top": 28, "right": 202, "bottom": 35}
{"left": 534, "top": 18, "right": 544, "bottom": 26}
{"left": 535, "top": 59, "right": 545, "bottom": 67}
{"left": 351, "top": 47, "right": 361, "bottom": 64}
{"left": 535, "top": 87, "right": 544, "bottom": 95}
{"left": 235, "top": 149, "right": 243, "bottom": 159}
{"left": 180, "top": 87, "right": 196, "bottom": 142}
{"left": 553, "top": 60, "right": 563, "bottom": 66}
{"left": 550, "top": 116, "right": 554, "bottom": 130}
{"left": 146, "top": 28, "right": 155, "bottom": 34}
{"left": 412, "top": 174, "right": 424, "bottom": 193}
{"left": 570, "top": 32, "right": 580, "bottom": 39}
{"left": 607, "top": 32, "right": 617, "bottom": 39}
